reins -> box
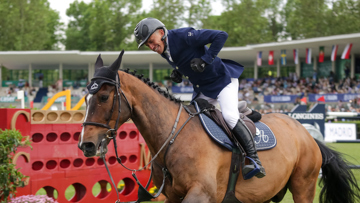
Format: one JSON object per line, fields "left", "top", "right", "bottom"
{"left": 119, "top": 103, "right": 183, "bottom": 172}
{"left": 82, "top": 73, "right": 131, "bottom": 202}
{"left": 82, "top": 72, "right": 204, "bottom": 203}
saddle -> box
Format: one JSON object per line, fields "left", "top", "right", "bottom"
{"left": 194, "top": 98, "right": 260, "bottom": 140}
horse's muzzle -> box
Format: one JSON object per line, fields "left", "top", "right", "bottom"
{"left": 79, "top": 142, "right": 97, "bottom": 157}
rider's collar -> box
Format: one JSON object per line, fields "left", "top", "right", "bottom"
{"left": 161, "top": 36, "right": 168, "bottom": 55}
{"left": 162, "top": 37, "right": 173, "bottom": 62}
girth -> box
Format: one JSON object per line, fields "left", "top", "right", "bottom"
{"left": 222, "top": 147, "right": 244, "bottom": 203}
{"left": 184, "top": 103, "right": 245, "bottom": 203}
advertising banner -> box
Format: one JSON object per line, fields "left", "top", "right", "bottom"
{"left": 172, "top": 86, "right": 194, "bottom": 93}
{"left": 2, "top": 81, "right": 19, "bottom": 87}
{"left": 325, "top": 123, "right": 357, "bottom": 142}
{"left": 0, "top": 96, "right": 17, "bottom": 103}
{"left": 286, "top": 104, "right": 326, "bottom": 136}
{"left": 264, "top": 95, "right": 298, "bottom": 103}
{"left": 0, "top": 96, "right": 29, "bottom": 103}
{"left": 308, "top": 93, "right": 359, "bottom": 102}
{"left": 63, "top": 80, "right": 88, "bottom": 87}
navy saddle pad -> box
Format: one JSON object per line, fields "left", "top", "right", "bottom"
{"left": 193, "top": 101, "right": 277, "bottom": 151}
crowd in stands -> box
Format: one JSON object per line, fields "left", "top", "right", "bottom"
{"left": 2, "top": 78, "right": 86, "bottom": 103}
{"left": 3, "top": 83, "right": 37, "bottom": 97}
{"left": 236, "top": 74, "right": 360, "bottom": 113}
{"left": 168, "top": 73, "right": 360, "bottom": 113}
{"left": 2, "top": 73, "right": 360, "bottom": 113}
{"left": 239, "top": 75, "right": 359, "bottom": 97}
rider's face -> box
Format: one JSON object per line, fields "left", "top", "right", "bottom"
{"left": 145, "top": 29, "right": 165, "bottom": 55}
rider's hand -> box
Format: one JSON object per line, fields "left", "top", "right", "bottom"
{"left": 190, "top": 58, "right": 207, "bottom": 73}
{"left": 170, "top": 69, "right": 182, "bottom": 83}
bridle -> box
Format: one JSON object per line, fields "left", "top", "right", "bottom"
{"left": 82, "top": 73, "right": 132, "bottom": 138}
{"left": 81, "top": 71, "right": 195, "bottom": 203}
{"left": 81, "top": 71, "right": 179, "bottom": 203}
{"left": 82, "top": 72, "right": 133, "bottom": 202}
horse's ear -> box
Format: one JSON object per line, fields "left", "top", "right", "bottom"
{"left": 95, "top": 54, "right": 103, "bottom": 70}
{"left": 109, "top": 50, "right": 124, "bottom": 72}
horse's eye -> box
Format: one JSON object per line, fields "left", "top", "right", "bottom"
{"left": 100, "top": 95, "right": 109, "bottom": 102}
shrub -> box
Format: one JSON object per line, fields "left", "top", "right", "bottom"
{"left": 0, "top": 129, "right": 31, "bottom": 203}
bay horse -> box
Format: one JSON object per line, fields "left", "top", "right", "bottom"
{"left": 78, "top": 51, "right": 360, "bottom": 203}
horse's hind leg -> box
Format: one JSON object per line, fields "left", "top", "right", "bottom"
{"left": 289, "top": 176, "right": 317, "bottom": 202}
{"left": 289, "top": 161, "right": 321, "bottom": 202}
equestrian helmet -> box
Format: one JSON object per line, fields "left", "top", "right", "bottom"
{"left": 134, "top": 17, "right": 168, "bottom": 49}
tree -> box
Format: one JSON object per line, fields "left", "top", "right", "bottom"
{"left": 327, "top": 0, "right": 360, "bottom": 35}
{"left": 264, "top": 0, "right": 284, "bottom": 42}
{"left": 283, "top": 0, "right": 331, "bottom": 40}
{"left": 147, "top": 0, "right": 185, "bottom": 30}
{"left": 184, "top": 0, "right": 212, "bottom": 28}
{"left": 121, "top": 11, "right": 151, "bottom": 51}
{"left": 64, "top": 1, "right": 92, "bottom": 51}
{"left": 203, "top": 0, "right": 273, "bottom": 46}
{"left": 0, "top": 0, "right": 62, "bottom": 51}
{"left": 65, "top": 0, "right": 142, "bottom": 51}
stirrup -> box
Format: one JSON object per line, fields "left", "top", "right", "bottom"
{"left": 242, "top": 156, "right": 266, "bottom": 180}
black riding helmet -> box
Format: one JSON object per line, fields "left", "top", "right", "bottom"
{"left": 134, "top": 17, "right": 168, "bottom": 49}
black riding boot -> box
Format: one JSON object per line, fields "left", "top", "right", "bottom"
{"left": 232, "top": 119, "right": 266, "bottom": 178}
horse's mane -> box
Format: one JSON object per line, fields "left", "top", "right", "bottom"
{"left": 121, "top": 69, "right": 182, "bottom": 103}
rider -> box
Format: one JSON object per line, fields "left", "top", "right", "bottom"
{"left": 134, "top": 17, "right": 266, "bottom": 178}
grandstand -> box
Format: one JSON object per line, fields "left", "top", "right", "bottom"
{"left": 0, "top": 33, "right": 360, "bottom": 109}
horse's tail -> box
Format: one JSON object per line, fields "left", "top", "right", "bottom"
{"left": 314, "top": 139, "right": 360, "bottom": 203}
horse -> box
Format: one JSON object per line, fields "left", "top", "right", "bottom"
{"left": 78, "top": 51, "right": 360, "bottom": 203}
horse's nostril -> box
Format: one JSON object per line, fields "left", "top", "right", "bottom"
{"left": 81, "top": 142, "right": 96, "bottom": 152}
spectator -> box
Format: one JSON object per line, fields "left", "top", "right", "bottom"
{"left": 82, "top": 88, "right": 88, "bottom": 96}
{"left": 329, "top": 71, "right": 335, "bottom": 83}
{"left": 344, "top": 64, "right": 350, "bottom": 78}
{"left": 39, "top": 76, "right": 43, "bottom": 88}
{"left": 56, "top": 78, "right": 63, "bottom": 91}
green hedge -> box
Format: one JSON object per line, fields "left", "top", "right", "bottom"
{"left": 0, "top": 129, "right": 31, "bottom": 202}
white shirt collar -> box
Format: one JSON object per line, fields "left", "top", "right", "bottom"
{"left": 164, "top": 37, "right": 173, "bottom": 62}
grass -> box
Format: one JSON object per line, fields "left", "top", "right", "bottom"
{"left": 36, "top": 143, "right": 360, "bottom": 202}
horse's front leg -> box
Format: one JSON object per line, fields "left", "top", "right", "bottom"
{"left": 182, "top": 183, "right": 216, "bottom": 203}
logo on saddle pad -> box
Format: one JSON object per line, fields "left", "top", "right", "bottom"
{"left": 192, "top": 100, "right": 277, "bottom": 151}
{"left": 90, "top": 82, "right": 99, "bottom": 90}
{"left": 254, "top": 128, "right": 270, "bottom": 144}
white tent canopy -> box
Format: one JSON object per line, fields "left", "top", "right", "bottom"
{"left": 1, "top": 32, "right": 359, "bottom": 87}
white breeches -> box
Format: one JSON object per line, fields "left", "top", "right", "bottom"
{"left": 197, "top": 78, "right": 240, "bottom": 129}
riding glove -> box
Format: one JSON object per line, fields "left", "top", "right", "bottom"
{"left": 170, "top": 69, "right": 183, "bottom": 83}
{"left": 190, "top": 58, "right": 207, "bottom": 73}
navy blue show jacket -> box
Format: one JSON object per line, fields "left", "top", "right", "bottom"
{"left": 161, "top": 27, "right": 244, "bottom": 99}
